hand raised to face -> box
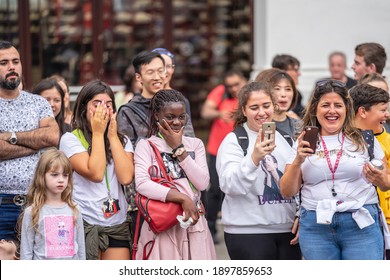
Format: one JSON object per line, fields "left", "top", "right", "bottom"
{"left": 89, "top": 101, "right": 112, "bottom": 136}
{"left": 157, "top": 119, "right": 184, "bottom": 149}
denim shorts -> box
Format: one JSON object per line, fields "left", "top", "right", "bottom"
{"left": 0, "top": 194, "right": 24, "bottom": 240}
{"left": 299, "top": 204, "right": 384, "bottom": 260}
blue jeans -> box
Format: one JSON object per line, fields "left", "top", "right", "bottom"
{"left": 299, "top": 204, "right": 384, "bottom": 260}
{"left": 0, "top": 194, "right": 23, "bottom": 240}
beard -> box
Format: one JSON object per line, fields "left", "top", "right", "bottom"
{"left": 0, "top": 72, "right": 21, "bottom": 90}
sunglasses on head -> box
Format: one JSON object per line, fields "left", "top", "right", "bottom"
{"left": 316, "top": 79, "right": 346, "bottom": 88}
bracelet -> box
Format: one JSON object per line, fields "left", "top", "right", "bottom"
{"left": 172, "top": 144, "right": 184, "bottom": 154}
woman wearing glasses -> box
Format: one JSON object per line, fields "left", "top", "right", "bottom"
{"left": 280, "top": 80, "right": 390, "bottom": 259}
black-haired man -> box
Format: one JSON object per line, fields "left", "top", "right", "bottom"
{"left": 0, "top": 41, "right": 59, "bottom": 240}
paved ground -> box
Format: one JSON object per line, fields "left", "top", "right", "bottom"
{"left": 214, "top": 222, "right": 230, "bottom": 260}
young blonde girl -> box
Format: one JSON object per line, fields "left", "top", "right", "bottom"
{"left": 20, "top": 148, "right": 85, "bottom": 260}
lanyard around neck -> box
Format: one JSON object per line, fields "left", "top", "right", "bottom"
{"left": 320, "top": 134, "right": 345, "bottom": 196}
{"left": 105, "top": 168, "right": 110, "bottom": 194}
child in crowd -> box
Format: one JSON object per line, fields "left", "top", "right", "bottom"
{"left": 20, "top": 148, "right": 85, "bottom": 260}
{"left": 358, "top": 73, "right": 390, "bottom": 132}
{"left": 60, "top": 80, "right": 134, "bottom": 260}
{"left": 350, "top": 83, "right": 390, "bottom": 258}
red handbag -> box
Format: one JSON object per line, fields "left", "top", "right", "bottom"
{"left": 136, "top": 141, "right": 183, "bottom": 234}
{"left": 132, "top": 141, "right": 183, "bottom": 259}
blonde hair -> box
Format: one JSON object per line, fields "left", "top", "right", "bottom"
{"left": 26, "top": 148, "right": 78, "bottom": 234}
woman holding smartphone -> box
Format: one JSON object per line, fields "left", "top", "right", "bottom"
{"left": 280, "top": 79, "right": 390, "bottom": 260}
{"left": 216, "top": 81, "right": 301, "bottom": 260}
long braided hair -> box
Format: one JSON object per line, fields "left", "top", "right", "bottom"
{"left": 147, "top": 89, "right": 186, "bottom": 137}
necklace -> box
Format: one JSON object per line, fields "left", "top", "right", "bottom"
{"left": 320, "top": 134, "right": 345, "bottom": 197}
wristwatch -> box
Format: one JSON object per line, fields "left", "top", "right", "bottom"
{"left": 173, "top": 147, "right": 186, "bottom": 158}
{"left": 9, "top": 132, "right": 17, "bottom": 145}
{"left": 172, "top": 144, "right": 184, "bottom": 158}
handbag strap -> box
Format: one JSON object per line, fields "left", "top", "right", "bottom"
{"left": 148, "top": 140, "right": 172, "bottom": 182}
{"left": 131, "top": 210, "right": 141, "bottom": 260}
{"left": 131, "top": 140, "right": 173, "bottom": 260}
{"left": 143, "top": 240, "right": 155, "bottom": 260}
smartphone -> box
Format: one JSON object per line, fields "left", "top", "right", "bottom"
{"left": 261, "top": 122, "right": 276, "bottom": 146}
{"left": 303, "top": 126, "right": 319, "bottom": 153}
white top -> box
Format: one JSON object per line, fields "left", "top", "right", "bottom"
{"left": 60, "top": 132, "right": 133, "bottom": 226}
{"left": 216, "top": 123, "right": 297, "bottom": 234}
{"left": 287, "top": 133, "right": 384, "bottom": 211}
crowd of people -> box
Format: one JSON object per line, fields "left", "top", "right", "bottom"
{"left": 1, "top": 39, "right": 390, "bottom": 261}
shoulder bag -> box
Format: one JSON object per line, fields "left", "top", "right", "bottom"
{"left": 132, "top": 140, "right": 183, "bottom": 259}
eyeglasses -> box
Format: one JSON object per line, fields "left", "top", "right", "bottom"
{"left": 144, "top": 68, "right": 166, "bottom": 78}
{"left": 316, "top": 79, "right": 346, "bottom": 88}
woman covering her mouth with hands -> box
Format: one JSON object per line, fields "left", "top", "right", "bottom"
{"left": 60, "top": 80, "right": 134, "bottom": 260}
{"left": 280, "top": 79, "right": 390, "bottom": 260}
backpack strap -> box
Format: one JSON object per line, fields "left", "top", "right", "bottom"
{"left": 275, "top": 127, "right": 293, "bottom": 147}
{"left": 233, "top": 126, "right": 249, "bottom": 156}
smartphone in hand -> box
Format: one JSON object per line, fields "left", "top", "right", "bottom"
{"left": 303, "top": 126, "right": 319, "bottom": 153}
{"left": 261, "top": 122, "right": 276, "bottom": 146}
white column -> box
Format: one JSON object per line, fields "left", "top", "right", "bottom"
{"left": 250, "top": 0, "right": 267, "bottom": 80}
